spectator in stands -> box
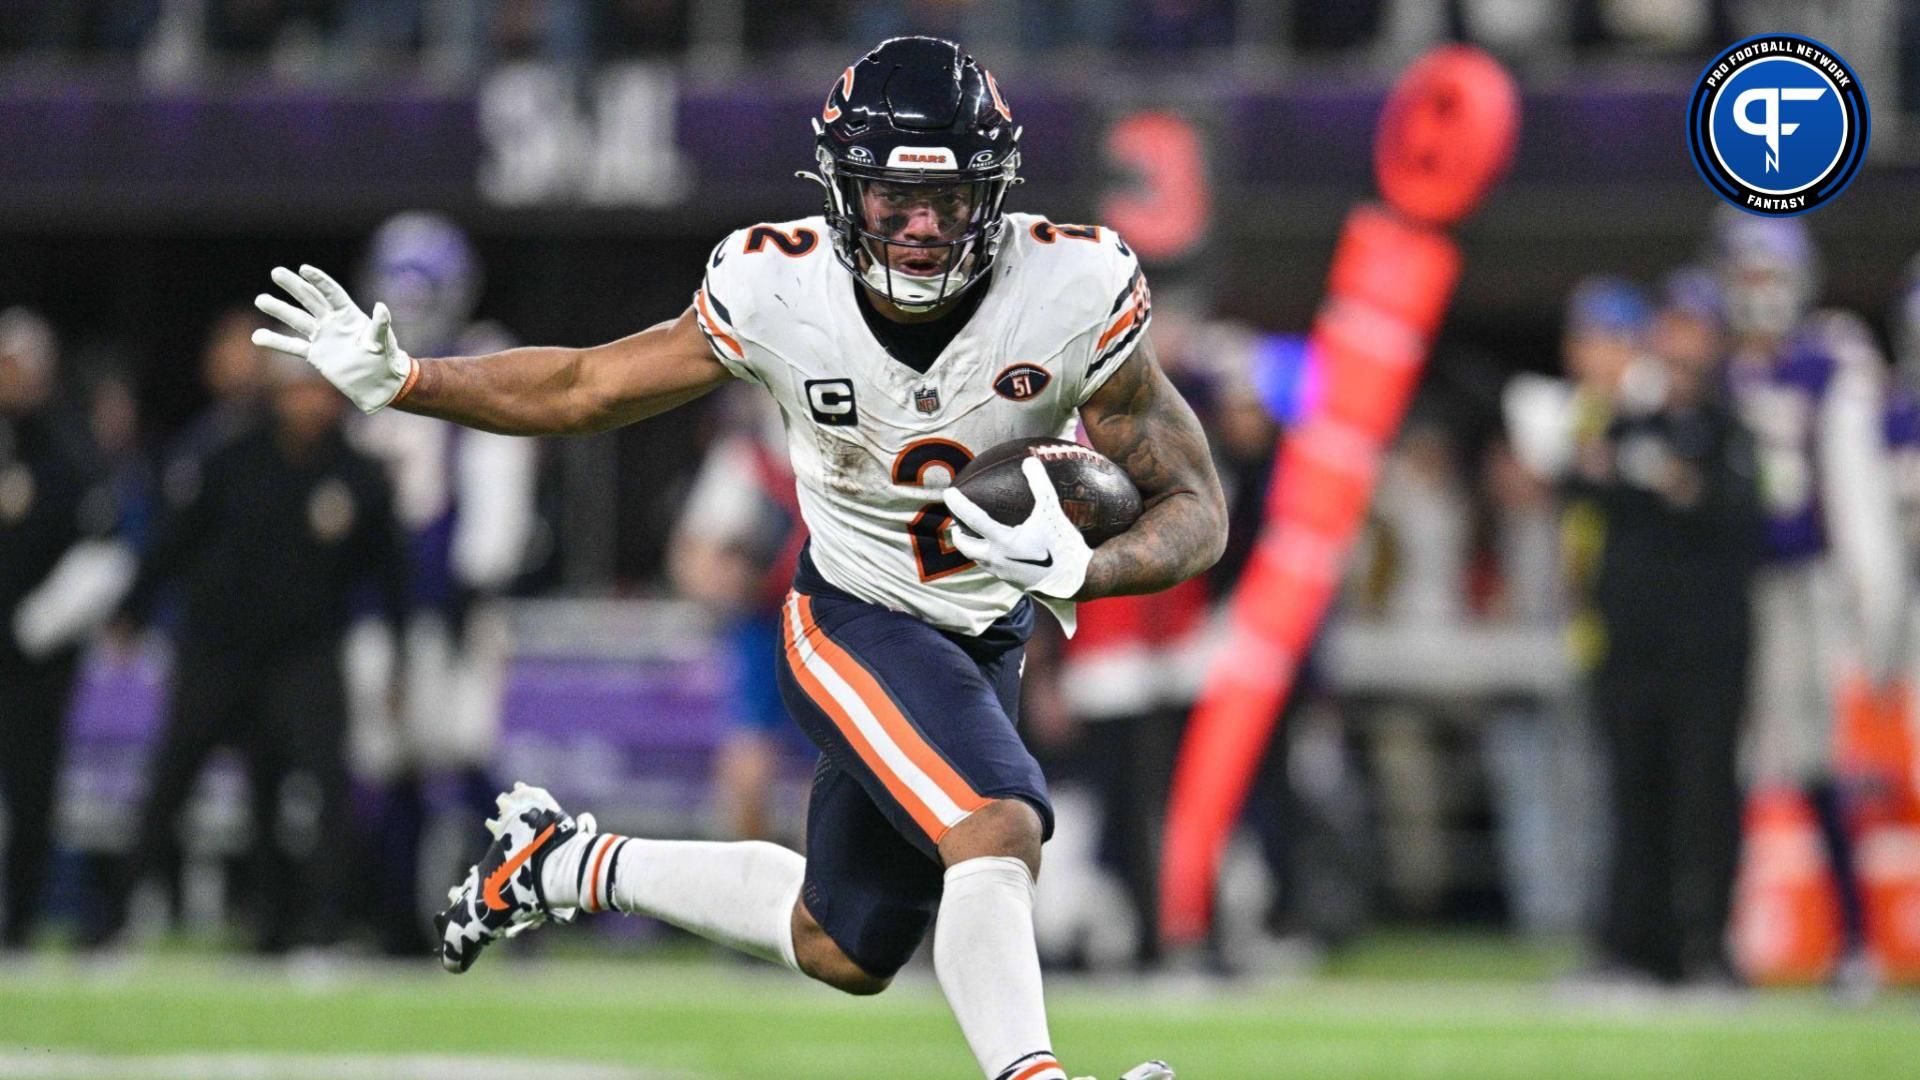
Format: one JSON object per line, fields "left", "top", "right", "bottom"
{"left": 98, "top": 352, "right": 407, "bottom": 953}
{"left": 0, "top": 308, "right": 114, "bottom": 949}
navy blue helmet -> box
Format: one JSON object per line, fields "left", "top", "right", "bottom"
{"left": 808, "top": 37, "right": 1021, "bottom": 311}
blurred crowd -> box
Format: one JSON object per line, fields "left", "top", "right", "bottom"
{"left": 5, "top": 1, "right": 1911, "bottom": 86}
{"left": 1314, "top": 207, "right": 1920, "bottom": 997}
{"left": 0, "top": 0, "right": 1245, "bottom": 72}
{"left": 1, "top": 213, "right": 545, "bottom": 955}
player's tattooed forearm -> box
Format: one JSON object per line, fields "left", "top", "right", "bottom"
{"left": 1078, "top": 494, "right": 1222, "bottom": 599}
{"left": 1076, "top": 338, "right": 1227, "bottom": 599}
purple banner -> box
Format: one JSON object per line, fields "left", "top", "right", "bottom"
{"left": 61, "top": 646, "right": 740, "bottom": 817}
{"left": 0, "top": 67, "right": 1785, "bottom": 228}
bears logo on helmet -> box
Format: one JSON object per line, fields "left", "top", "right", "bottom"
{"left": 805, "top": 37, "right": 1021, "bottom": 313}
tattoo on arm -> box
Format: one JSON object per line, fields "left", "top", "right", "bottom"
{"left": 1076, "top": 335, "right": 1228, "bottom": 600}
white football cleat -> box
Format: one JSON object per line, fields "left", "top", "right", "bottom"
{"left": 434, "top": 782, "right": 595, "bottom": 973}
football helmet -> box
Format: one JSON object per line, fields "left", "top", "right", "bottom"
{"left": 1709, "top": 208, "right": 1817, "bottom": 342}
{"left": 360, "top": 211, "right": 480, "bottom": 355}
{"left": 1659, "top": 265, "right": 1723, "bottom": 327}
{"left": 1565, "top": 274, "right": 1652, "bottom": 340}
{"left": 805, "top": 37, "right": 1020, "bottom": 312}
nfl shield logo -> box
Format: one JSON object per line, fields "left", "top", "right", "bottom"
{"left": 914, "top": 386, "right": 940, "bottom": 415}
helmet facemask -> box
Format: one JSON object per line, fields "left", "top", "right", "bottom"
{"left": 815, "top": 143, "right": 1018, "bottom": 312}
{"left": 1722, "top": 261, "right": 1811, "bottom": 342}
{"left": 1709, "top": 209, "right": 1817, "bottom": 345}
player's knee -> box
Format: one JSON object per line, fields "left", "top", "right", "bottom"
{"left": 810, "top": 952, "right": 894, "bottom": 996}
{"left": 938, "top": 797, "right": 1043, "bottom": 877}
{"left": 791, "top": 899, "right": 893, "bottom": 996}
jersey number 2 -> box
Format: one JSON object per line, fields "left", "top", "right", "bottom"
{"left": 893, "top": 440, "right": 974, "bottom": 582}
{"left": 744, "top": 226, "right": 819, "bottom": 257}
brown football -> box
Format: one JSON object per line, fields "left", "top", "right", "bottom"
{"left": 952, "top": 437, "right": 1142, "bottom": 547}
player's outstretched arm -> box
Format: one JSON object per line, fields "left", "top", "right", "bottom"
{"left": 400, "top": 308, "right": 732, "bottom": 435}
{"left": 255, "top": 264, "right": 733, "bottom": 436}
{"left": 1075, "top": 336, "right": 1228, "bottom": 600}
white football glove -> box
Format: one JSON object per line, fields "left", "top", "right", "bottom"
{"left": 253, "top": 265, "right": 414, "bottom": 414}
{"left": 942, "top": 457, "right": 1092, "bottom": 601}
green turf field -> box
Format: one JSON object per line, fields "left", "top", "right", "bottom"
{"left": 0, "top": 935, "right": 1914, "bottom": 1078}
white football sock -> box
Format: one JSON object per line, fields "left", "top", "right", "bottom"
{"left": 542, "top": 833, "right": 804, "bottom": 971}
{"left": 934, "top": 857, "right": 1065, "bottom": 1080}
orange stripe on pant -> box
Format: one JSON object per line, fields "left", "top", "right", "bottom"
{"left": 783, "top": 593, "right": 987, "bottom": 843}
{"left": 795, "top": 595, "right": 987, "bottom": 817}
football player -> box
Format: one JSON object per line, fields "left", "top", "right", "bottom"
{"left": 339, "top": 212, "right": 540, "bottom": 955}
{"left": 1717, "top": 211, "right": 1906, "bottom": 995}
{"left": 255, "top": 37, "right": 1218, "bottom": 1080}
{"left": 1886, "top": 255, "right": 1920, "bottom": 568}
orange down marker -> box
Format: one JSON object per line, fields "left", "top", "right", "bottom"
{"left": 1160, "top": 46, "right": 1519, "bottom": 944}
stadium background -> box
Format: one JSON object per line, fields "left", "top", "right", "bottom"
{"left": 4, "top": 1, "right": 1920, "bottom": 1077}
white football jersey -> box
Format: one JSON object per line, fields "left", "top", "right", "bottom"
{"left": 692, "top": 211, "right": 1151, "bottom": 634}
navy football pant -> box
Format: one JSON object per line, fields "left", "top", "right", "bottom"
{"left": 774, "top": 553, "right": 1050, "bottom": 978}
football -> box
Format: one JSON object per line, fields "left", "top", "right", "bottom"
{"left": 952, "top": 437, "right": 1142, "bottom": 546}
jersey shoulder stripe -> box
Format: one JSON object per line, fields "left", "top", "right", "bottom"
{"left": 1002, "top": 212, "right": 1148, "bottom": 348}
{"left": 1000, "top": 213, "right": 1151, "bottom": 405}
{"left": 694, "top": 285, "right": 747, "bottom": 368}
{"left": 696, "top": 216, "right": 830, "bottom": 379}
{"left": 1092, "top": 265, "right": 1151, "bottom": 374}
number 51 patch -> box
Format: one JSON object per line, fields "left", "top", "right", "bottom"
{"left": 993, "top": 363, "right": 1052, "bottom": 402}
